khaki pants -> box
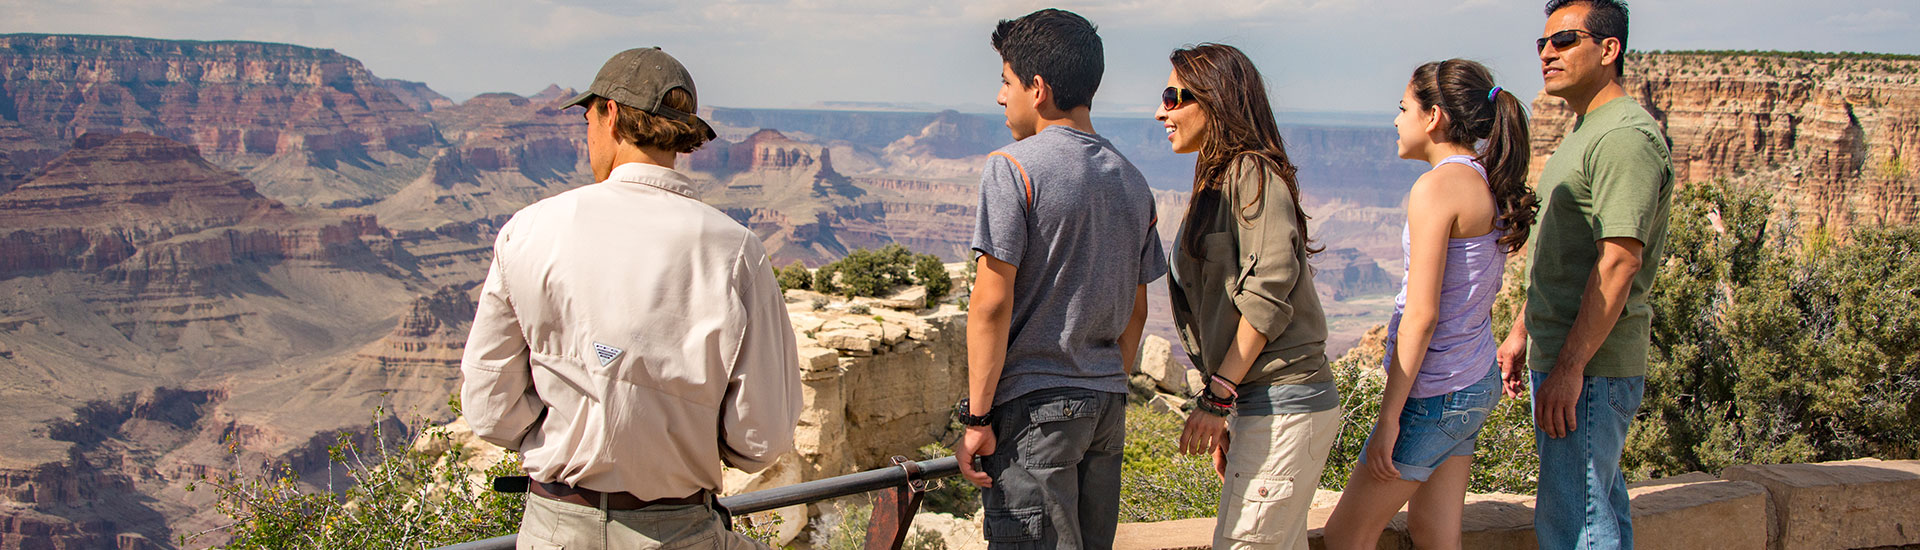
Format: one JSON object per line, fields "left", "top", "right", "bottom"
{"left": 1213, "top": 407, "right": 1342, "bottom": 550}
{"left": 518, "top": 493, "right": 769, "bottom": 550}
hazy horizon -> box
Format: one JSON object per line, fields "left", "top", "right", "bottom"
{"left": 5, "top": 0, "right": 1916, "bottom": 120}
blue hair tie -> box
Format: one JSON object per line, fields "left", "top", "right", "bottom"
{"left": 1488, "top": 86, "right": 1503, "bottom": 103}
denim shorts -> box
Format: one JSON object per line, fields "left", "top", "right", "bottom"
{"left": 1358, "top": 365, "right": 1501, "bottom": 482}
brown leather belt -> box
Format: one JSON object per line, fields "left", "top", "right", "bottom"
{"left": 531, "top": 481, "right": 706, "bottom": 511}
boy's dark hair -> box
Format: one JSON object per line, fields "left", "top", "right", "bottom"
{"left": 1544, "top": 0, "right": 1630, "bottom": 77}
{"left": 990, "top": 9, "right": 1103, "bottom": 112}
{"left": 586, "top": 89, "right": 710, "bottom": 154}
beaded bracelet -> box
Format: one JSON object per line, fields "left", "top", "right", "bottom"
{"left": 1210, "top": 374, "right": 1240, "bottom": 399}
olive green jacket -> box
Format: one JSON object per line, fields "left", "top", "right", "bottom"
{"left": 1168, "top": 157, "right": 1332, "bottom": 386}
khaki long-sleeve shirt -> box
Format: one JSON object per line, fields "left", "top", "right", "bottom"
{"left": 460, "top": 162, "right": 801, "bottom": 499}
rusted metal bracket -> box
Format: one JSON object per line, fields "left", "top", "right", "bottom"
{"left": 865, "top": 455, "right": 932, "bottom": 550}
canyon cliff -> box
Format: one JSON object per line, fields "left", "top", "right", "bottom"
{"left": 1530, "top": 51, "right": 1920, "bottom": 231}
{"left": 0, "top": 34, "right": 439, "bottom": 208}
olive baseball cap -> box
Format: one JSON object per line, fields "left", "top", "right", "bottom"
{"left": 561, "top": 47, "right": 717, "bottom": 140}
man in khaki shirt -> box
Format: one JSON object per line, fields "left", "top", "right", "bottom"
{"left": 460, "top": 47, "right": 801, "bottom": 550}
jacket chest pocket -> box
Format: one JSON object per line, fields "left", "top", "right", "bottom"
{"left": 1199, "top": 232, "right": 1238, "bottom": 292}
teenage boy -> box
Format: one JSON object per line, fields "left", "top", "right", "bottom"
{"left": 1497, "top": 1, "right": 1674, "bottom": 549}
{"left": 953, "top": 8, "right": 1168, "bottom": 549}
{"left": 461, "top": 48, "right": 800, "bottom": 550}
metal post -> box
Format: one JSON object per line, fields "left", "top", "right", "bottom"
{"left": 864, "top": 456, "right": 931, "bottom": 550}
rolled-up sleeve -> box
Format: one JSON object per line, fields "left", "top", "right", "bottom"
{"left": 460, "top": 230, "right": 544, "bottom": 450}
{"left": 1225, "top": 158, "right": 1302, "bottom": 337}
{"left": 720, "top": 237, "right": 803, "bottom": 472}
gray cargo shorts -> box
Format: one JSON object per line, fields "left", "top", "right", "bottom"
{"left": 979, "top": 387, "right": 1128, "bottom": 549}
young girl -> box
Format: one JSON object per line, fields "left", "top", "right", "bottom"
{"left": 1155, "top": 43, "right": 1341, "bottom": 549}
{"left": 1323, "top": 59, "right": 1536, "bottom": 550}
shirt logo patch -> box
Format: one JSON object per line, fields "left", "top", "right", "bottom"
{"left": 593, "top": 342, "right": 623, "bottom": 367}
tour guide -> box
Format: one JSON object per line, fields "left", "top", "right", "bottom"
{"left": 460, "top": 47, "right": 801, "bottom": 550}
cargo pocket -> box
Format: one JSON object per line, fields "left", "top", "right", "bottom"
{"left": 984, "top": 506, "right": 1045, "bottom": 543}
{"left": 1220, "top": 468, "right": 1294, "bottom": 544}
{"left": 1019, "top": 393, "right": 1101, "bottom": 469}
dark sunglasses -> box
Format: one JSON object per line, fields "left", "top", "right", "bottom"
{"left": 1161, "top": 86, "right": 1198, "bottom": 110}
{"left": 1536, "top": 29, "right": 1606, "bottom": 53}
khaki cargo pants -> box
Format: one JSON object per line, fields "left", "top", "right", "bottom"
{"left": 518, "top": 493, "right": 769, "bottom": 550}
{"left": 1214, "top": 407, "right": 1342, "bottom": 549}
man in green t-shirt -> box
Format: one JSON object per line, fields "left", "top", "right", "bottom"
{"left": 1497, "top": 1, "right": 1674, "bottom": 548}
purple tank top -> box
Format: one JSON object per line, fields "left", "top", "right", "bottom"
{"left": 1384, "top": 155, "right": 1506, "bottom": 398}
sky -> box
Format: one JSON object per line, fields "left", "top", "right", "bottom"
{"left": 4, "top": 0, "right": 1918, "bottom": 120}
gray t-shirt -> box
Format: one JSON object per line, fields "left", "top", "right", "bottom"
{"left": 971, "top": 125, "right": 1170, "bottom": 406}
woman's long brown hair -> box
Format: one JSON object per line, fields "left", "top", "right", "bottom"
{"left": 1170, "top": 44, "right": 1318, "bottom": 259}
{"left": 1410, "top": 59, "right": 1538, "bottom": 252}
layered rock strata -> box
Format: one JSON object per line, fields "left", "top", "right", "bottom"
{"left": 0, "top": 33, "right": 440, "bottom": 207}
{"left": 0, "top": 133, "right": 386, "bottom": 292}
{"left": 1530, "top": 51, "right": 1920, "bottom": 231}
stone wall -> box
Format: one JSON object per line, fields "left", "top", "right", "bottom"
{"left": 1109, "top": 458, "right": 1920, "bottom": 550}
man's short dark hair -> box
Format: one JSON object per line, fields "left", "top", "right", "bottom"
{"left": 1545, "top": 0, "right": 1630, "bottom": 77}
{"left": 990, "top": 9, "right": 1103, "bottom": 112}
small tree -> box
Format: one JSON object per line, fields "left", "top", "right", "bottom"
{"left": 776, "top": 261, "right": 812, "bottom": 292}
{"left": 914, "top": 254, "right": 952, "bottom": 306}
{"left": 813, "top": 263, "right": 840, "bottom": 295}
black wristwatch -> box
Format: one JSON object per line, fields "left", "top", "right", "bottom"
{"left": 955, "top": 398, "right": 993, "bottom": 427}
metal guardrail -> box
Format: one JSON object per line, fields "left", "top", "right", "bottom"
{"left": 435, "top": 455, "right": 962, "bottom": 550}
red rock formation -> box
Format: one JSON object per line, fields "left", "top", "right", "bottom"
{"left": 0, "top": 33, "right": 439, "bottom": 206}
{"left": 371, "top": 92, "right": 589, "bottom": 230}
{"left": 528, "top": 84, "right": 578, "bottom": 107}
{"left": 355, "top": 285, "right": 474, "bottom": 368}
{"left": 0, "top": 132, "right": 385, "bottom": 293}
{"left": 0, "top": 120, "right": 64, "bottom": 193}
{"left": 1529, "top": 52, "right": 1920, "bottom": 231}
{"left": 1311, "top": 247, "right": 1396, "bottom": 301}
{"left": 379, "top": 78, "right": 456, "bottom": 113}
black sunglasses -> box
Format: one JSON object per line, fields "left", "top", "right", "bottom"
{"left": 1161, "top": 86, "right": 1198, "bottom": 110}
{"left": 1536, "top": 29, "right": 1606, "bottom": 53}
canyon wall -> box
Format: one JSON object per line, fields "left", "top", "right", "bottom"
{"left": 1530, "top": 51, "right": 1920, "bottom": 231}
{"left": 0, "top": 34, "right": 440, "bottom": 207}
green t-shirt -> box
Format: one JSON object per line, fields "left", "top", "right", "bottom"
{"left": 1525, "top": 97, "right": 1675, "bottom": 378}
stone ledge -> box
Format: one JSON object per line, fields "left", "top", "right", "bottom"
{"left": 1111, "top": 459, "right": 1914, "bottom": 550}
{"left": 1628, "top": 472, "right": 1769, "bottom": 550}
{"left": 1722, "top": 458, "right": 1920, "bottom": 550}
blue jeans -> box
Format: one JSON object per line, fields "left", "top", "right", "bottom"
{"left": 1530, "top": 371, "right": 1644, "bottom": 550}
{"left": 1359, "top": 365, "right": 1502, "bottom": 482}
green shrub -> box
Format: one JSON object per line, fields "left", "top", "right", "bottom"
{"left": 1118, "top": 404, "right": 1223, "bottom": 522}
{"left": 816, "top": 244, "right": 952, "bottom": 303}
{"left": 814, "top": 263, "right": 840, "bottom": 295}
{"left": 776, "top": 261, "right": 813, "bottom": 292}
{"left": 1320, "top": 351, "right": 1541, "bottom": 495}
{"left": 811, "top": 497, "right": 945, "bottom": 550}
{"left": 914, "top": 254, "right": 953, "bottom": 306}
{"left": 1629, "top": 180, "right": 1920, "bottom": 477}
{"left": 184, "top": 410, "right": 523, "bottom": 549}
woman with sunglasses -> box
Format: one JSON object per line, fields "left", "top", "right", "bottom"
{"left": 1320, "top": 58, "right": 1535, "bottom": 550}
{"left": 1155, "top": 43, "right": 1339, "bottom": 549}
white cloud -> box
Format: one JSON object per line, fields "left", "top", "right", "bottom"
{"left": 1823, "top": 8, "right": 1914, "bottom": 34}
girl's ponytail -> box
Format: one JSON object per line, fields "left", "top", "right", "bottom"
{"left": 1410, "top": 59, "right": 1538, "bottom": 252}
{"left": 1483, "top": 87, "right": 1536, "bottom": 253}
